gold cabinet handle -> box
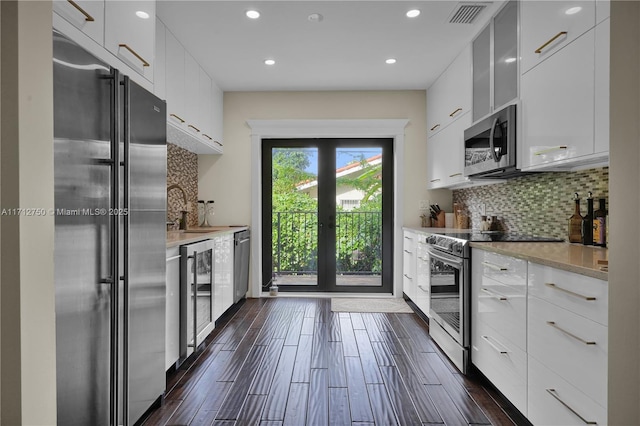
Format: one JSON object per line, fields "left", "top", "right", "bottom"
{"left": 169, "top": 113, "right": 185, "bottom": 123}
{"left": 546, "top": 321, "right": 596, "bottom": 345}
{"left": 546, "top": 389, "right": 597, "bottom": 425}
{"left": 481, "top": 287, "right": 508, "bottom": 301}
{"left": 202, "top": 134, "right": 213, "bottom": 141}
{"left": 449, "top": 108, "right": 463, "bottom": 117}
{"left": 430, "top": 124, "right": 441, "bottom": 131}
{"left": 118, "top": 44, "right": 150, "bottom": 67}
{"left": 534, "top": 146, "right": 568, "bottom": 156}
{"left": 429, "top": 178, "right": 441, "bottom": 183}
{"left": 482, "top": 261, "right": 508, "bottom": 271}
{"left": 449, "top": 173, "right": 462, "bottom": 178}
{"left": 535, "top": 31, "right": 568, "bottom": 54}
{"left": 67, "top": 0, "right": 95, "bottom": 21}
{"left": 188, "top": 124, "right": 201, "bottom": 133}
{"left": 545, "top": 283, "right": 596, "bottom": 301}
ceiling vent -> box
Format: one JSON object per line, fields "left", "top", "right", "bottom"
{"left": 448, "top": 2, "right": 490, "bottom": 24}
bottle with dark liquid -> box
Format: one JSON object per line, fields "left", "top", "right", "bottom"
{"left": 582, "top": 192, "right": 593, "bottom": 245}
{"left": 593, "top": 198, "right": 607, "bottom": 247}
{"left": 568, "top": 193, "right": 583, "bottom": 243}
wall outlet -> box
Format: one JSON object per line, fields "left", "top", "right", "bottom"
{"left": 419, "top": 200, "right": 430, "bottom": 211}
{"left": 479, "top": 203, "right": 486, "bottom": 215}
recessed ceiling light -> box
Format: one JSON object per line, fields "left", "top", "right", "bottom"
{"left": 264, "top": 59, "right": 276, "bottom": 66}
{"left": 246, "top": 10, "right": 260, "bottom": 19}
{"left": 385, "top": 58, "right": 397, "bottom": 65}
{"left": 406, "top": 9, "right": 421, "bottom": 18}
{"left": 135, "top": 11, "right": 150, "bottom": 19}
{"left": 308, "top": 13, "right": 324, "bottom": 22}
{"left": 565, "top": 6, "right": 582, "bottom": 15}
{"left": 505, "top": 57, "right": 517, "bottom": 63}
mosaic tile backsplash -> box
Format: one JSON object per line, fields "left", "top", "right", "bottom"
{"left": 452, "top": 167, "right": 609, "bottom": 240}
{"left": 167, "top": 143, "right": 199, "bottom": 229}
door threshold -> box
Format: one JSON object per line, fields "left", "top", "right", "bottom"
{"left": 260, "top": 292, "right": 396, "bottom": 299}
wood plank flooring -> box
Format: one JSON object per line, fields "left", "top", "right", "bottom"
{"left": 142, "top": 298, "right": 527, "bottom": 426}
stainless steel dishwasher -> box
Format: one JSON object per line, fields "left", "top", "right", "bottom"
{"left": 234, "top": 229, "right": 251, "bottom": 303}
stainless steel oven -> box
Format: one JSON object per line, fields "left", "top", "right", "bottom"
{"left": 180, "top": 239, "right": 215, "bottom": 359}
{"left": 425, "top": 233, "right": 470, "bottom": 374}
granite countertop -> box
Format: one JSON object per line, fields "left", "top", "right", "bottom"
{"left": 166, "top": 226, "right": 249, "bottom": 248}
{"left": 470, "top": 241, "right": 608, "bottom": 281}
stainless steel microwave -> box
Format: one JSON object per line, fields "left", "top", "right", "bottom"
{"left": 463, "top": 104, "right": 520, "bottom": 179}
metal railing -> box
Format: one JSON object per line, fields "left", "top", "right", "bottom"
{"left": 272, "top": 211, "right": 382, "bottom": 277}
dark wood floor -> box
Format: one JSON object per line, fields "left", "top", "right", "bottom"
{"left": 142, "top": 297, "right": 526, "bottom": 426}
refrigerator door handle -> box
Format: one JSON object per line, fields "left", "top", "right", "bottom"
{"left": 121, "top": 74, "right": 131, "bottom": 425}
{"left": 109, "top": 67, "right": 121, "bottom": 426}
{"left": 189, "top": 251, "right": 198, "bottom": 350}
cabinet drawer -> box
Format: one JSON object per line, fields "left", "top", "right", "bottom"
{"left": 474, "top": 249, "right": 527, "bottom": 287}
{"left": 529, "top": 262, "right": 608, "bottom": 325}
{"left": 472, "top": 275, "right": 526, "bottom": 351}
{"left": 528, "top": 356, "right": 606, "bottom": 426}
{"left": 528, "top": 296, "right": 607, "bottom": 405}
{"left": 415, "top": 279, "right": 430, "bottom": 317}
{"left": 471, "top": 320, "right": 527, "bottom": 415}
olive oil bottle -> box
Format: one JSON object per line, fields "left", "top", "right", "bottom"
{"left": 582, "top": 192, "right": 594, "bottom": 245}
{"left": 568, "top": 193, "right": 583, "bottom": 243}
{"left": 593, "top": 198, "right": 607, "bottom": 247}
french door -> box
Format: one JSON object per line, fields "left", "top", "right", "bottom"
{"left": 262, "top": 138, "right": 393, "bottom": 293}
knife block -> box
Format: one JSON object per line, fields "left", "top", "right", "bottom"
{"left": 435, "top": 211, "right": 446, "bottom": 228}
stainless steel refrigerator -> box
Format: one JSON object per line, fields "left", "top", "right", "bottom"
{"left": 53, "top": 30, "right": 166, "bottom": 426}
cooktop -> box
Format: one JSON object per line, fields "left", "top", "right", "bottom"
{"left": 432, "top": 231, "right": 564, "bottom": 243}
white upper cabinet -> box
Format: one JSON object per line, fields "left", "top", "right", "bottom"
{"left": 520, "top": 3, "right": 609, "bottom": 171}
{"left": 426, "top": 111, "right": 471, "bottom": 189}
{"left": 199, "top": 68, "right": 213, "bottom": 144}
{"left": 520, "top": 1, "right": 596, "bottom": 75}
{"left": 427, "top": 45, "right": 472, "bottom": 138}
{"left": 165, "top": 28, "right": 186, "bottom": 129}
{"left": 154, "top": 17, "right": 166, "bottom": 101}
{"left": 53, "top": 0, "right": 105, "bottom": 46}
{"left": 184, "top": 52, "right": 201, "bottom": 137}
{"left": 104, "top": 1, "right": 155, "bottom": 82}
{"left": 210, "top": 80, "right": 224, "bottom": 151}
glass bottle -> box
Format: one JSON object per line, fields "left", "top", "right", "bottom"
{"left": 568, "top": 193, "right": 583, "bottom": 243}
{"left": 197, "top": 200, "right": 206, "bottom": 227}
{"left": 593, "top": 198, "right": 607, "bottom": 247}
{"left": 205, "top": 200, "right": 215, "bottom": 227}
{"left": 581, "top": 192, "right": 593, "bottom": 245}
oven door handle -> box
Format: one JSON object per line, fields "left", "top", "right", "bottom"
{"left": 425, "top": 246, "right": 464, "bottom": 266}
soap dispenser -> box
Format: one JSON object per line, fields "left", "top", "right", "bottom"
{"left": 568, "top": 193, "right": 583, "bottom": 243}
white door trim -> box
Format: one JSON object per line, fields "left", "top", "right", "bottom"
{"left": 247, "top": 119, "right": 409, "bottom": 298}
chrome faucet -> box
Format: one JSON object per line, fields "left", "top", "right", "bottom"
{"left": 167, "top": 184, "right": 189, "bottom": 230}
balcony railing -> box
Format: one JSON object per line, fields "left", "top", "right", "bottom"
{"left": 272, "top": 211, "right": 382, "bottom": 279}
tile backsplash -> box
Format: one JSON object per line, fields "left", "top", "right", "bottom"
{"left": 167, "top": 143, "right": 199, "bottom": 228}
{"left": 453, "top": 167, "right": 609, "bottom": 239}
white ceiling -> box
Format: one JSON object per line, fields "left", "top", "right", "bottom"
{"left": 157, "top": 1, "right": 505, "bottom": 92}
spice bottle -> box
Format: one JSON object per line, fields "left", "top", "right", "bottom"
{"left": 568, "top": 193, "right": 583, "bottom": 243}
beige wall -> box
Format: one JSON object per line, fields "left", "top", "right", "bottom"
{"left": 1, "top": 1, "right": 56, "bottom": 425}
{"left": 198, "top": 90, "right": 451, "bottom": 228}
{"left": 608, "top": 1, "right": 640, "bottom": 424}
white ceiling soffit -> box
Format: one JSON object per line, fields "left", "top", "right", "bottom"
{"left": 448, "top": 2, "right": 490, "bottom": 24}
{"left": 157, "top": 1, "right": 503, "bottom": 92}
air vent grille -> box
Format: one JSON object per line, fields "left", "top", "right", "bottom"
{"left": 448, "top": 3, "right": 489, "bottom": 24}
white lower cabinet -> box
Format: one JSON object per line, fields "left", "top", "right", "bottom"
{"left": 213, "top": 234, "right": 234, "bottom": 321}
{"left": 471, "top": 247, "right": 608, "bottom": 424}
{"left": 415, "top": 239, "right": 431, "bottom": 316}
{"left": 165, "top": 246, "right": 181, "bottom": 370}
{"left": 472, "top": 320, "right": 527, "bottom": 415}
{"left": 402, "top": 231, "right": 417, "bottom": 301}
{"left": 528, "top": 356, "right": 607, "bottom": 426}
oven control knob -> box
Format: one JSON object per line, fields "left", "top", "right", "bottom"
{"left": 451, "top": 242, "right": 463, "bottom": 255}
{"left": 426, "top": 236, "right": 437, "bottom": 245}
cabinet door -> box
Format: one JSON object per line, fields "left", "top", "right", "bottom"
{"left": 199, "top": 68, "right": 213, "bottom": 145}
{"left": 415, "top": 240, "right": 430, "bottom": 316}
{"left": 520, "top": 0, "right": 595, "bottom": 74}
{"left": 53, "top": 0, "right": 105, "bottom": 45}
{"left": 165, "top": 247, "right": 181, "bottom": 370}
{"left": 426, "top": 131, "right": 445, "bottom": 189}
{"left": 594, "top": 19, "right": 610, "bottom": 155}
{"left": 184, "top": 53, "right": 201, "bottom": 137}
{"left": 154, "top": 18, "right": 166, "bottom": 100}
{"left": 441, "top": 112, "right": 470, "bottom": 186}
{"left": 214, "top": 235, "right": 234, "bottom": 319}
{"left": 472, "top": 25, "right": 491, "bottom": 122}
{"left": 493, "top": 0, "right": 518, "bottom": 110}
{"left": 104, "top": 0, "right": 155, "bottom": 81}
{"left": 165, "top": 30, "right": 186, "bottom": 129}
{"left": 210, "top": 80, "right": 224, "bottom": 151}
{"left": 402, "top": 231, "right": 417, "bottom": 301}
{"left": 520, "top": 31, "right": 595, "bottom": 170}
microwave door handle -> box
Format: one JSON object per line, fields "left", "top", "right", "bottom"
{"left": 488, "top": 117, "right": 501, "bottom": 162}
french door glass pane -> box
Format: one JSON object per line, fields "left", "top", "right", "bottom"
{"left": 271, "top": 147, "right": 318, "bottom": 287}
{"left": 335, "top": 147, "right": 382, "bottom": 287}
